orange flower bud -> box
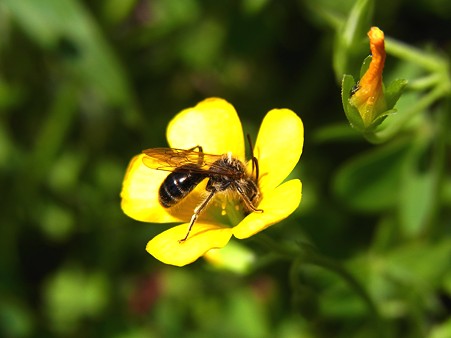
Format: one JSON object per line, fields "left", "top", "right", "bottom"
{"left": 349, "top": 27, "right": 387, "bottom": 128}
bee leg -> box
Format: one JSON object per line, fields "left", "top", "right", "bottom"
{"left": 185, "top": 145, "right": 203, "bottom": 152}
{"left": 242, "top": 195, "right": 263, "bottom": 213}
{"left": 195, "top": 145, "right": 204, "bottom": 165}
{"left": 179, "top": 190, "right": 216, "bottom": 243}
{"left": 186, "top": 145, "right": 204, "bottom": 166}
{"left": 235, "top": 184, "right": 263, "bottom": 213}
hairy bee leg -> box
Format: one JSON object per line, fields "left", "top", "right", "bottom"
{"left": 179, "top": 190, "right": 217, "bottom": 243}
{"left": 234, "top": 183, "right": 263, "bottom": 213}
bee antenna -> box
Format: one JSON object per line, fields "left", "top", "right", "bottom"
{"left": 246, "top": 134, "right": 254, "bottom": 154}
{"left": 246, "top": 134, "right": 259, "bottom": 181}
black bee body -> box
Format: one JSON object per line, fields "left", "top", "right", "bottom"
{"left": 159, "top": 156, "right": 259, "bottom": 209}
{"left": 159, "top": 164, "right": 204, "bottom": 208}
{"left": 143, "top": 147, "right": 262, "bottom": 241}
{"left": 204, "top": 157, "right": 260, "bottom": 205}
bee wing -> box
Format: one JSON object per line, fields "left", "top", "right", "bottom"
{"left": 142, "top": 148, "right": 224, "bottom": 173}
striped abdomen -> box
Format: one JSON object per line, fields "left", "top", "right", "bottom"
{"left": 159, "top": 165, "right": 205, "bottom": 208}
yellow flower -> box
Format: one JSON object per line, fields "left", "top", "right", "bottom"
{"left": 120, "top": 98, "right": 303, "bottom": 266}
{"left": 349, "top": 27, "right": 387, "bottom": 128}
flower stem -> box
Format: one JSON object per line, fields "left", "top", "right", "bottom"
{"left": 385, "top": 37, "right": 446, "bottom": 71}
{"left": 368, "top": 84, "right": 446, "bottom": 143}
{"left": 408, "top": 73, "right": 442, "bottom": 91}
{"left": 254, "top": 234, "right": 385, "bottom": 335}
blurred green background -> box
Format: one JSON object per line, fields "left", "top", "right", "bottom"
{"left": 1, "top": 0, "right": 451, "bottom": 337}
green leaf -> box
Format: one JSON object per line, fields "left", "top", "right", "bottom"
{"left": 385, "top": 78, "right": 409, "bottom": 110}
{"left": 4, "top": 0, "right": 135, "bottom": 109}
{"left": 399, "top": 138, "right": 436, "bottom": 237}
{"left": 0, "top": 300, "right": 33, "bottom": 337}
{"left": 429, "top": 318, "right": 451, "bottom": 338}
{"left": 360, "top": 55, "right": 372, "bottom": 78}
{"left": 333, "top": 140, "right": 410, "bottom": 212}
{"left": 101, "top": 0, "right": 137, "bottom": 25}
{"left": 312, "top": 123, "right": 361, "bottom": 143}
{"left": 341, "top": 74, "right": 365, "bottom": 130}
{"left": 43, "top": 266, "right": 109, "bottom": 334}
{"left": 333, "top": 0, "right": 374, "bottom": 80}
{"left": 363, "top": 108, "right": 397, "bottom": 133}
{"left": 384, "top": 239, "right": 451, "bottom": 292}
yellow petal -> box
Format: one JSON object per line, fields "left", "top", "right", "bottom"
{"left": 120, "top": 154, "right": 181, "bottom": 223}
{"left": 146, "top": 223, "right": 233, "bottom": 266}
{"left": 254, "top": 109, "right": 303, "bottom": 193}
{"left": 232, "top": 179, "right": 302, "bottom": 239}
{"left": 166, "top": 98, "right": 245, "bottom": 160}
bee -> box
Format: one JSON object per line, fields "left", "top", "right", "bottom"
{"left": 142, "top": 143, "right": 263, "bottom": 242}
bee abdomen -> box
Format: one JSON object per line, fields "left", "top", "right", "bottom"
{"left": 159, "top": 169, "right": 204, "bottom": 208}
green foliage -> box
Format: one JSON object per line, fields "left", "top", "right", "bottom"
{"left": 333, "top": 0, "right": 374, "bottom": 80}
{"left": 341, "top": 55, "right": 408, "bottom": 134}
{"left": 334, "top": 139, "right": 410, "bottom": 212}
{"left": 1, "top": 0, "right": 450, "bottom": 337}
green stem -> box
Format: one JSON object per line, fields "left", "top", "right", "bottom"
{"left": 383, "top": 85, "right": 445, "bottom": 135}
{"left": 255, "top": 234, "right": 385, "bottom": 334}
{"left": 303, "top": 250, "right": 382, "bottom": 323}
{"left": 427, "top": 99, "right": 450, "bottom": 234}
{"left": 365, "top": 85, "right": 447, "bottom": 143}
{"left": 385, "top": 37, "right": 446, "bottom": 71}
{"left": 408, "top": 73, "right": 442, "bottom": 91}
{"left": 27, "top": 83, "right": 78, "bottom": 187}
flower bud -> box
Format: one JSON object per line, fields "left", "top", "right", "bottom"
{"left": 349, "top": 27, "right": 387, "bottom": 128}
